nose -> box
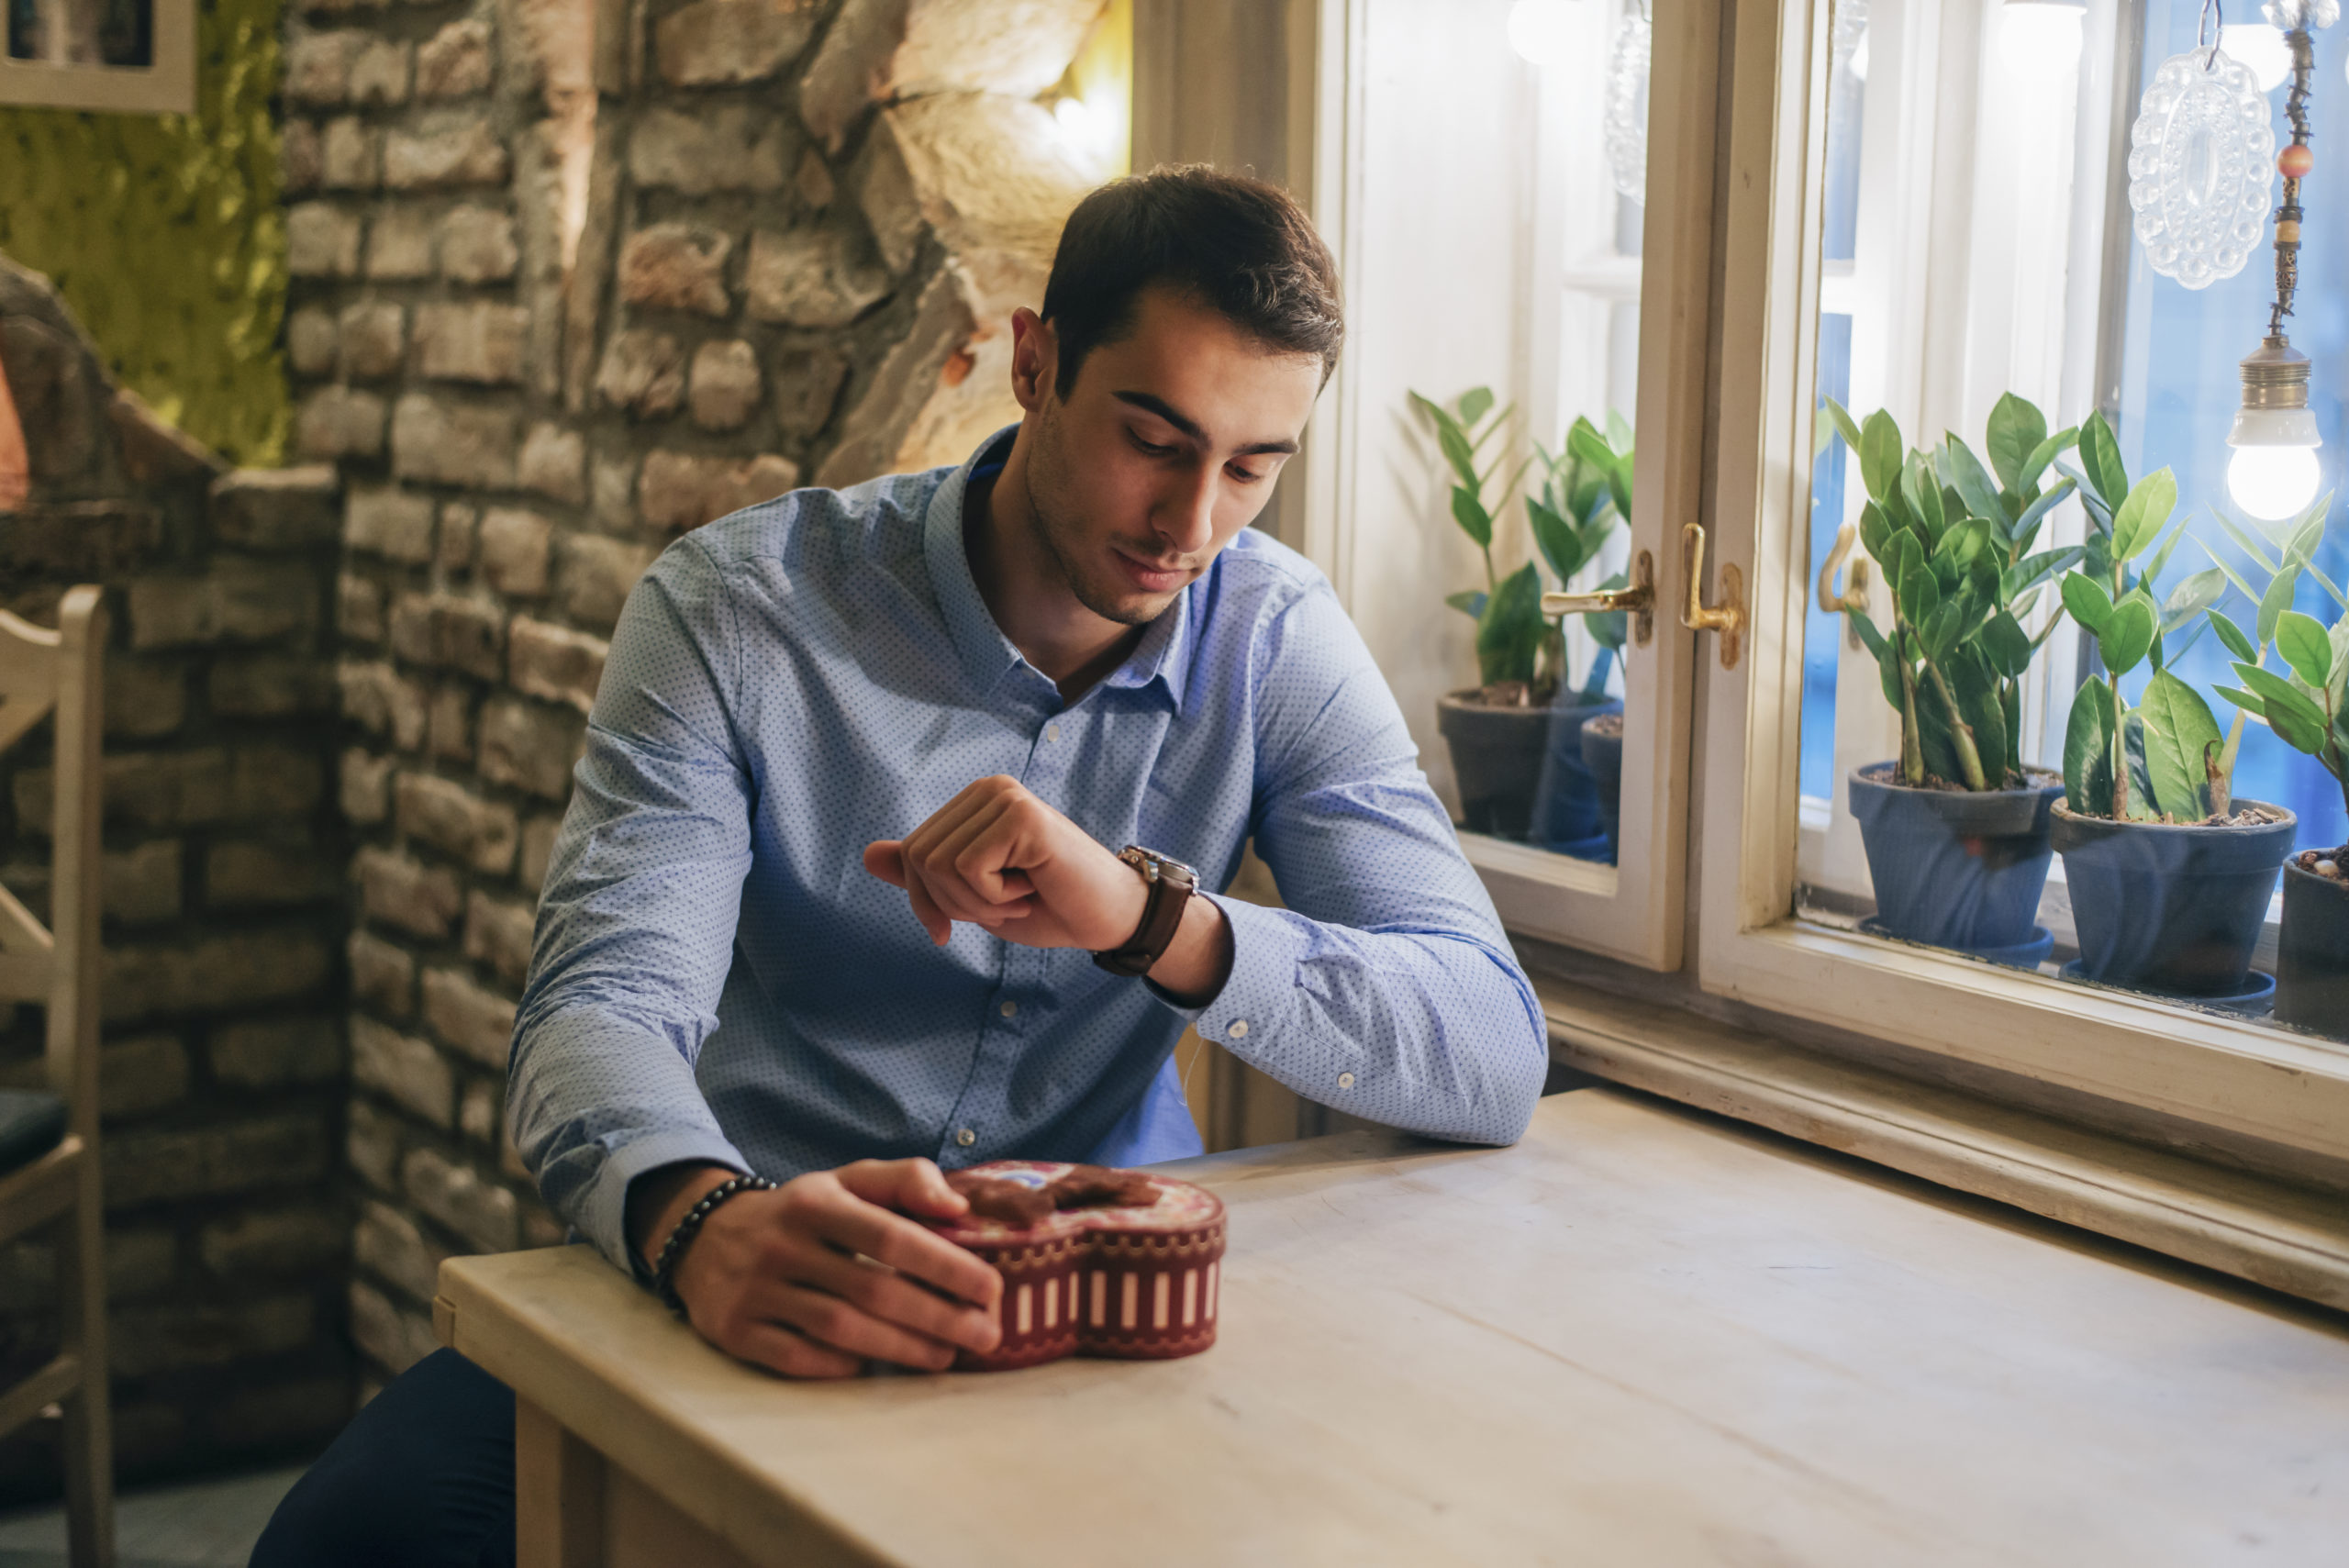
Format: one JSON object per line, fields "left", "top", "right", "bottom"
{"left": 1154, "top": 461, "right": 1219, "bottom": 557}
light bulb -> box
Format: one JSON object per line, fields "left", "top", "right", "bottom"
{"left": 2221, "top": 23, "right": 2294, "bottom": 91}
{"left": 2227, "top": 444, "right": 2322, "bottom": 519}
{"left": 1507, "top": 0, "right": 1577, "bottom": 69}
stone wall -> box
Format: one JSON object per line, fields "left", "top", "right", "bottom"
{"left": 0, "top": 259, "right": 349, "bottom": 1496}
{"left": 286, "top": 0, "right": 1108, "bottom": 1390}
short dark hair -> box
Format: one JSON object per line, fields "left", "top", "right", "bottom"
{"left": 1039, "top": 165, "right": 1344, "bottom": 394}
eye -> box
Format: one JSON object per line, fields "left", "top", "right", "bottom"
{"left": 1128, "top": 429, "right": 1176, "bottom": 458}
{"left": 1225, "top": 463, "right": 1268, "bottom": 485}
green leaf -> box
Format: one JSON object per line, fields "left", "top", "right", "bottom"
{"left": 2234, "top": 663, "right": 2330, "bottom": 754}
{"left": 1586, "top": 572, "right": 1630, "bottom": 651}
{"left": 1858, "top": 410, "right": 1903, "bottom": 503}
{"left": 2160, "top": 568, "right": 2225, "bottom": 634}
{"left": 1446, "top": 589, "right": 1487, "bottom": 618}
{"left": 1979, "top": 610, "right": 2033, "bottom": 677}
{"left": 2099, "top": 598, "right": 2154, "bottom": 677}
{"left": 2079, "top": 412, "right": 2128, "bottom": 512}
{"left": 2010, "top": 476, "right": 2078, "bottom": 548}
{"left": 2283, "top": 495, "right": 2329, "bottom": 570}
{"left": 2209, "top": 609, "right": 2259, "bottom": 664}
{"left": 1876, "top": 631, "right": 1908, "bottom": 712}
{"left": 2258, "top": 562, "right": 2303, "bottom": 647}
{"left": 2003, "top": 545, "right": 2086, "bottom": 601}
{"left": 1985, "top": 393, "right": 2047, "bottom": 495}
{"left": 2021, "top": 426, "right": 2080, "bottom": 494}
{"left": 1940, "top": 436, "right": 2004, "bottom": 524}
{"left": 1475, "top": 562, "right": 1545, "bottom": 685}
{"left": 2214, "top": 510, "right": 2284, "bottom": 573}
{"left": 2138, "top": 671, "right": 2223, "bottom": 819}
{"left": 1824, "top": 397, "right": 1865, "bottom": 457}
{"left": 1898, "top": 555, "right": 1941, "bottom": 629}
{"left": 2065, "top": 678, "right": 2116, "bottom": 817}
{"left": 1846, "top": 606, "right": 1889, "bottom": 661}
{"left": 2123, "top": 714, "right": 2159, "bottom": 820}
{"left": 2213, "top": 684, "right": 2266, "bottom": 717}
{"left": 1607, "top": 450, "right": 1634, "bottom": 526}
{"left": 2111, "top": 469, "right": 2177, "bottom": 563}
{"left": 1434, "top": 417, "right": 1480, "bottom": 495}
{"left": 2277, "top": 609, "right": 2334, "bottom": 691}
{"left": 2061, "top": 572, "right": 2114, "bottom": 633}
{"left": 1457, "top": 386, "right": 1495, "bottom": 428}
{"left": 2140, "top": 514, "right": 2193, "bottom": 587}
{"left": 1903, "top": 459, "right": 1946, "bottom": 541}
{"left": 1527, "top": 495, "right": 1583, "bottom": 584}
{"left": 1450, "top": 485, "right": 1493, "bottom": 550}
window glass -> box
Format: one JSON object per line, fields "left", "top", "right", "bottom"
{"left": 1793, "top": 0, "right": 2349, "bottom": 1037}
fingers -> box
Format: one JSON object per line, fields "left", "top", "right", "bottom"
{"left": 728, "top": 1319, "right": 867, "bottom": 1381}
{"left": 788, "top": 1178, "right": 1003, "bottom": 1312}
{"left": 833, "top": 1155, "right": 965, "bottom": 1218}
{"left": 862, "top": 840, "right": 907, "bottom": 888}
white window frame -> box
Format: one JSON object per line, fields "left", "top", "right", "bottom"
{"left": 0, "top": 0, "right": 194, "bottom": 114}
{"left": 1300, "top": 0, "right": 1722, "bottom": 972}
{"left": 1695, "top": 0, "right": 2349, "bottom": 1169}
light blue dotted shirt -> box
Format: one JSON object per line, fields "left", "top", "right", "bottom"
{"left": 509, "top": 429, "right": 1548, "bottom": 1270}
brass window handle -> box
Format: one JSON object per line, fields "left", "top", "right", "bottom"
{"left": 1541, "top": 550, "right": 1656, "bottom": 646}
{"left": 1816, "top": 519, "right": 1871, "bottom": 650}
{"left": 1680, "top": 522, "right": 1744, "bottom": 670}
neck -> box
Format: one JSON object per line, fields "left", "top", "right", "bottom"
{"left": 966, "top": 428, "right": 1144, "bottom": 699}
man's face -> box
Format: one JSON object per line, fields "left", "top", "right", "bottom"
{"left": 1017, "top": 286, "right": 1324, "bottom": 627}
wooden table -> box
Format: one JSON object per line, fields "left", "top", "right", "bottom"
{"left": 435, "top": 1088, "right": 2349, "bottom": 1567}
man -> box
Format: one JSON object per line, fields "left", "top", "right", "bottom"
{"left": 254, "top": 165, "right": 1545, "bottom": 1565}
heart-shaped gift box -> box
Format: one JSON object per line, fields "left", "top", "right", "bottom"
{"left": 927, "top": 1161, "right": 1226, "bottom": 1372}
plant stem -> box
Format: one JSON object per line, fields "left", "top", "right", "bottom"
{"left": 1896, "top": 628, "right": 1926, "bottom": 785}
{"left": 1920, "top": 654, "right": 1988, "bottom": 792}
{"left": 2110, "top": 673, "right": 2129, "bottom": 820}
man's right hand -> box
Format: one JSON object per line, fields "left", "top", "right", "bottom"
{"left": 628, "top": 1159, "right": 1003, "bottom": 1378}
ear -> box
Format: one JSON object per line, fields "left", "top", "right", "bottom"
{"left": 1008, "top": 308, "right": 1056, "bottom": 412}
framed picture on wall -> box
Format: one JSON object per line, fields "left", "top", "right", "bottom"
{"left": 1, "top": 0, "right": 194, "bottom": 113}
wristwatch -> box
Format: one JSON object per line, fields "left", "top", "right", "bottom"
{"left": 1092, "top": 845, "right": 1199, "bottom": 977}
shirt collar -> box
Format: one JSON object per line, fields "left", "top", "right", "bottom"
{"left": 921, "top": 427, "right": 1195, "bottom": 715}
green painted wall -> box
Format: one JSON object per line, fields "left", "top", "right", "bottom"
{"left": 0, "top": 0, "right": 288, "bottom": 465}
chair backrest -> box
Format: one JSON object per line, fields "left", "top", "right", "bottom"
{"left": 0, "top": 587, "right": 105, "bottom": 1144}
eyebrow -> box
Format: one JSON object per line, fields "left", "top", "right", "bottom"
{"left": 1113, "top": 391, "right": 1300, "bottom": 458}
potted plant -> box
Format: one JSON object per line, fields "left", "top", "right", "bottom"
{"left": 1824, "top": 393, "right": 2084, "bottom": 965}
{"left": 1531, "top": 417, "right": 1634, "bottom": 861}
{"left": 2199, "top": 494, "right": 2349, "bottom": 1029}
{"left": 1412, "top": 389, "right": 1629, "bottom": 849}
{"left": 2050, "top": 426, "right": 2295, "bottom": 1000}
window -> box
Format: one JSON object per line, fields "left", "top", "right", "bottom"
{"left": 1, "top": 0, "right": 192, "bottom": 113}
{"left": 1698, "top": 0, "right": 2349, "bottom": 1166}
{"left": 1302, "top": 0, "right": 1722, "bottom": 970}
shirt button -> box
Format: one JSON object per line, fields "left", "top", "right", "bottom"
{"left": 956, "top": 1129, "right": 976, "bottom": 1147}
{"left": 1337, "top": 1072, "right": 1355, "bottom": 1089}
{"left": 999, "top": 1000, "right": 1018, "bottom": 1018}
{"left": 1229, "top": 1019, "right": 1250, "bottom": 1039}
{"left": 1045, "top": 723, "right": 1061, "bottom": 742}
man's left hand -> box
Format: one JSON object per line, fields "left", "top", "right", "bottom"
{"left": 863, "top": 775, "right": 1232, "bottom": 1001}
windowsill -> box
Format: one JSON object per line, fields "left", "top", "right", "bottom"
{"left": 1455, "top": 830, "right": 1617, "bottom": 897}
{"left": 1531, "top": 971, "right": 2349, "bottom": 1312}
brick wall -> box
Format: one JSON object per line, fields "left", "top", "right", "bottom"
{"left": 287, "top": 0, "right": 1108, "bottom": 1392}
{"left": 0, "top": 259, "right": 348, "bottom": 1496}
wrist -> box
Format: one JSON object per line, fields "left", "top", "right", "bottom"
{"left": 1145, "top": 891, "right": 1233, "bottom": 1006}
{"left": 627, "top": 1162, "right": 737, "bottom": 1274}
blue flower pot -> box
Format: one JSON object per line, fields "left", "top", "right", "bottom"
{"left": 1578, "top": 713, "right": 1625, "bottom": 865}
{"left": 1532, "top": 697, "right": 1621, "bottom": 859}
{"left": 1847, "top": 764, "right": 2064, "bottom": 951}
{"left": 2276, "top": 857, "right": 2349, "bottom": 1037}
{"left": 2050, "top": 799, "right": 2295, "bottom": 995}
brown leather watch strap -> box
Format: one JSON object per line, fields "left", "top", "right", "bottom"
{"left": 1093, "top": 847, "right": 1197, "bottom": 977}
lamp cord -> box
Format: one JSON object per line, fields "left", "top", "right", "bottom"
{"left": 2270, "top": 27, "right": 2316, "bottom": 339}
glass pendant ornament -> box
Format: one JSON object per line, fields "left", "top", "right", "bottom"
{"left": 2127, "top": 44, "right": 2277, "bottom": 288}
{"left": 1603, "top": 2, "right": 1652, "bottom": 204}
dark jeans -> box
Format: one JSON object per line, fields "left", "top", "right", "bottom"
{"left": 250, "top": 1348, "right": 517, "bottom": 1568}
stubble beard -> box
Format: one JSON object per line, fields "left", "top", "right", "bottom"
{"left": 1028, "top": 406, "right": 1185, "bottom": 628}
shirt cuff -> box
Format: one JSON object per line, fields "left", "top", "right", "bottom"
{"left": 1153, "top": 893, "right": 1305, "bottom": 1053}
{"left": 584, "top": 1128, "right": 752, "bottom": 1280}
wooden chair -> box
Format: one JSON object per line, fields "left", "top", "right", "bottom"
{"left": 0, "top": 586, "right": 113, "bottom": 1566}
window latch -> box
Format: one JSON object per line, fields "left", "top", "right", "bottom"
{"left": 1542, "top": 550, "right": 1655, "bottom": 646}
{"left": 1816, "top": 519, "right": 1871, "bottom": 650}
{"left": 1680, "top": 523, "right": 1745, "bottom": 670}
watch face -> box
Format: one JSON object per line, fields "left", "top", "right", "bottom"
{"left": 1125, "top": 845, "right": 1198, "bottom": 885}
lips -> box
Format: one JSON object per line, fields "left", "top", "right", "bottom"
{"left": 1110, "top": 548, "right": 1191, "bottom": 595}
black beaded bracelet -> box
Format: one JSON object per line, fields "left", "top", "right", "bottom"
{"left": 651, "top": 1173, "right": 775, "bottom": 1316}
